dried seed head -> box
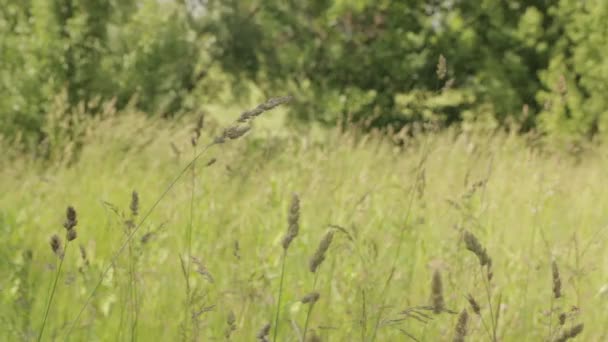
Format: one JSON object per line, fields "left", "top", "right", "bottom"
{"left": 309, "top": 231, "right": 334, "bottom": 273}
{"left": 552, "top": 260, "right": 562, "bottom": 299}
{"left": 554, "top": 323, "right": 583, "bottom": 342}
{"left": 437, "top": 54, "right": 447, "bottom": 80}
{"left": 66, "top": 228, "right": 78, "bottom": 241}
{"left": 453, "top": 309, "right": 468, "bottom": 342}
{"left": 301, "top": 291, "right": 320, "bottom": 304}
{"left": 463, "top": 230, "right": 491, "bottom": 267}
{"left": 281, "top": 193, "right": 300, "bottom": 250}
{"left": 431, "top": 270, "right": 445, "bottom": 314}
{"left": 64, "top": 206, "right": 77, "bottom": 230}
{"left": 256, "top": 322, "right": 271, "bottom": 341}
{"left": 130, "top": 191, "right": 139, "bottom": 217}
{"left": 466, "top": 294, "right": 481, "bottom": 316}
{"left": 50, "top": 234, "right": 63, "bottom": 258}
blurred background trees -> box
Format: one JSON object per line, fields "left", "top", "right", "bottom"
{"left": 2, "top": 0, "right": 608, "bottom": 148}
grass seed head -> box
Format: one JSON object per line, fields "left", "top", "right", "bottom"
{"left": 238, "top": 95, "right": 293, "bottom": 123}
{"left": 309, "top": 231, "right": 334, "bottom": 273}
{"left": 552, "top": 260, "right": 562, "bottom": 299}
{"left": 466, "top": 294, "right": 481, "bottom": 316}
{"left": 50, "top": 234, "right": 63, "bottom": 258}
{"left": 463, "top": 230, "right": 490, "bottom": 267}
{"left": 66, "top": 228, "right": 77, "bottom": 241}
{"left": 192, "top": 113, "right": 204, "bottom": 146}
{"left": 453, "top": 309, "right": 468, "bottom": 342}
{"left": 256, "top": 322, "right": 271, "bottom": 341}
{"left": 225, "top": 310, "right": 237, "bottom": 338}
{"left": 79, "top": 245, "right": 89, "bottom": 266}
{"left": 64, "top": 206, "right": 77, "bottom": 230}
{"left": 130, "top": 191, "right": 139, "bottom": 217}
{"left": 554, "top": 323, "right": 583, "bottom": 342}
{"left": 431, "top": 270, "right": 445, "bottom": 314}
{"left": 282, "top": 193, "right": 300, "bottom": 250}
{"left": 301, "top": 291, "right": 320, "bottom": 304}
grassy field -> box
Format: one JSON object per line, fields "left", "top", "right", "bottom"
{"left": 0, "top": 102, "right": 603, "bottom": 341}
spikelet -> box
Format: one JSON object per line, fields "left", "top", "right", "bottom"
{"left": 79, "top": 244, "right": 89, "bottom": 270}
{"left": 462, "top": 230, "right": 490, "bottom": 267}
{"left": 558, "top": 312, "right": 567, "bottom": 326}
{"left": 301, "top": 292, "right": 320, "bottom": 304}
{"left": 191, "top": 113, "right": 204, "bottom": 147}
{"left": 225, "top": 310, "right": 237, "bottom": 339}
{"left": 66, "top": 228, "right": 77, "bottom": 241}
{"left": 554, "top": 323, "right": 583, "bottom": 342}
{"left": 191, "top": 256, "right": 214, "bottom": 283}
{"left": 281, "top": 193, "right": 300, "bottom": 250}
{"left": 552, "top": 260, "right": 562, "bottom": 299}
{"left": 309, "top": 231, "right": 334, "bottom": 273}
{"left": 64, "top": 206, "right": 77, "bottom": 230}
{"left": 63, "top": 206, "right": 78, "bottom": 241}
{"left": 130, "top": 191, "right": 139, "bottom": 217}
{"left": 256, "top": 322, "right": 271, "bottom": 341}
{"left": 238, "top": 96, "right": 294, "bottom": 123}
{"left": 50, "top": 234, "right": 63, "bottom": 258}
{"left": 453, "top": 309, "right": 468, "bottom": 342}
{"left": 431, "top": 270, "right": 445, "bottom": 314}
{"left": 466, "top": 294, "right": 481, "bottom": 316}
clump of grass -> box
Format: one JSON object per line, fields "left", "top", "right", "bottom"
{"left": 65, "top": 96, "right": 293, "bottom": 338}
{"left": 274, "top": 193, "right": 300, "bottom": 341}
{"left": 38, "top": 206, "right": 79, "bottom": 342}
{"left": 453, "top": 309, "right": 468, "bottom": 342}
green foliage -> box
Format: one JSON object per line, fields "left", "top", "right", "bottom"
{"left": 0, "top": 111, "right": 601, "bottom": 340}
{"left": 199, "top": 1, "right": 557, "bottom": 128}
{"left": 0, "top": 0, "right": 203, "bottom": 145}
{"left": 3, "top": 0, "right": 608, "bottom": 145}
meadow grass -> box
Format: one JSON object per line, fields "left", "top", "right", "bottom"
{"left": 0, "top": 107, "right": 603, "bottom": 341}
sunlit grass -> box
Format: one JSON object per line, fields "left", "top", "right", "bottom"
{"left": 1, "top": 109, "right": 605, "bottom": 341}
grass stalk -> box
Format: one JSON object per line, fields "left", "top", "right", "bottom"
{"left": 273, "top": 249, "right": 288, "bottom": 341}
{"left": 369, "top": 141, "right": 429, "bottom": 342}
{"left": 38, "top": 242, "right": 70, "bottom": 342}
{"left": 302, "top": 273, "right": 320, "bottom": 341}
